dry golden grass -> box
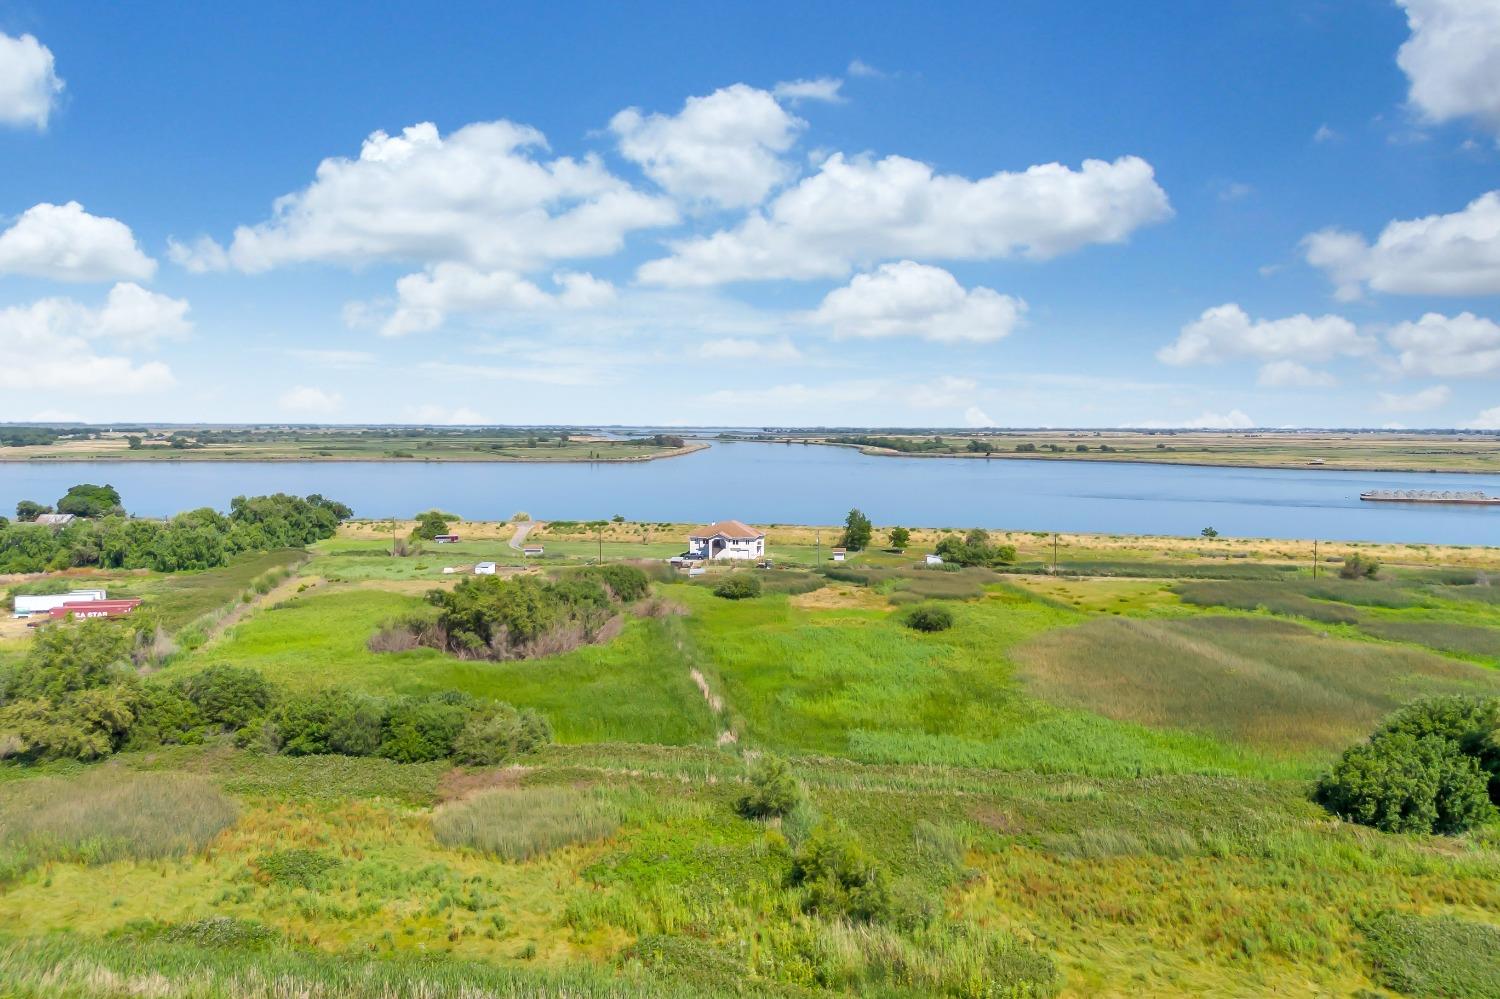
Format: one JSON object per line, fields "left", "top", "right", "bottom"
{"left": 790, "top": 584, "right": 890, "bottom": 610}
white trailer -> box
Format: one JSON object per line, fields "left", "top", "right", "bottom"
{"left": 14, "top": 590, "right": 108, "bottom": 615}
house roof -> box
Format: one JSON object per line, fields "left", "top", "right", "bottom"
{"left": 34, "top": 513, "right": 76, "bottom": 525}
{"left": 689, "top": 519, "right": 764, "bottom": 540}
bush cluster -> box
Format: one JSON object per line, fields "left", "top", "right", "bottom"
{"left": 414, "top": 565, "right": 649, "bottom": 659}
{"left": 712, "top": 575, "right": 762, "bottom": 600}
{"left": 935, "top": 529, "right": 1017, "bottom": 567}
{"left": 0, "top": 492, "right": 350, "bottom": 574}
{"left": 1316, "top": 696, "right": 1500, "bottom": 834}
{"left": 902, "top": 604, "right": 954, "bottom": 632}
{"left": 0, "top": 620, "right": 549, "bottom": 766}
{"left": 790, "top": 825, "right": 894, "bottom": 923}
{"left": 259, "top": 689, "right": 551, "bottom": 765}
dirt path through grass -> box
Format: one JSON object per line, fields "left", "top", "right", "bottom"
{"left": 203, "top": 574, "right": 321, "bottom": 646}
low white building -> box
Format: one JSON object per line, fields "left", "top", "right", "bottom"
{"left": 14, "top": 589, "right": 107, "bottom": 615}
{"left": 925, "top": 553, "right": 945, "bottom": 566}
{"left": 686, "top": 520, "right": 765, "bottom": 560}
{"left": 474, "top": 562, "right": 497, "bottom": 575}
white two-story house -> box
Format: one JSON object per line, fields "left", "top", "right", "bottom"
{"left": 686, "top": 520, "right": 766, "bottom": 560}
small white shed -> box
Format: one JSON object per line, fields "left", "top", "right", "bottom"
{"left": 474, "top": 562, "right": 497, "bottom": 575}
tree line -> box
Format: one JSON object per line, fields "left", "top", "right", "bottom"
{"left": 0, "top": 619, "right": 548, "bottom": 766}
{"left": 0, "top": 491, "right": 351, "bottom": 574}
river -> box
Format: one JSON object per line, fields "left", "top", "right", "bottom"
{"left": 3, "top": 441, "right": 1499, "bottom": 545}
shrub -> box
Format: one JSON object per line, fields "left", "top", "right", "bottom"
{"left": 432, "top": 786, "right": 620, "bottom": 861}
{"left": 934, "top": 529, "right": 1016, "bottom": 568}
{"left": 713, "top": 575, "right": 762, "bottom": 600}
{"left": 1376, "top": 695, "right": 1500, "bottom": 802}
{"left": 791, "top": 826, "right": 893, "bottom": 923}
{"left": 583, "top": 563, "right": 650, "bottom": 602}
{"left": 902, "top": 604, "right": 954, "bottom": 632}
{"left": 737, "top": 755, "right": 804, "bottom": 818}
{"left": 1315, "top": 732, "right": 1493, "bottom": 834}
{"left": 1340, "top": 552, "right": 1380, "bottom": 579}
{"left": 272, "top": 688, "right": 386, "bottom": 757}
{"left": 175, "top": 663, "right": 274, "bottom": 730}
{"left": 379, "top": 694, "right": 472, "bottom": 763}
{"left": 451, "top": 702, "right": 553, "bottom": 766}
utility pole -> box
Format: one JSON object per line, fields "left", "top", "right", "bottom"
{"left": 815, "top": 529, "right": 821, "bottom": 565}
{"left": 1312, "top": 539, "right": 1319, "bottom": 580}
{"left": 597, "top": 523, "right": 604, "bottom": 564}
{"left": 1052, "top": 533, "right": 1059, "bottom": 574}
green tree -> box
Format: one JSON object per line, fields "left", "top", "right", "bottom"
{"left": 126, "top": 435, "right": 143, "bottom": 449}
{"left": 15, "top": 500, "right": 49, "bottom": 522}
{"left": 1200, "top": 526, "right": 1219, "bottom": 539}
{"left": 410, "top": 510, "right": 451, "bottom": 541}
{"left": 887, "top": 526, "right": 911, "bottom": 551}
{"left": 791, "top": 826, "right": 893, "bottom": 923}
{"left": 56, "top": 483, "right": 124, "bottom": 518}
{"left": 840, "top": 508, "right": 873, "bottom": 551}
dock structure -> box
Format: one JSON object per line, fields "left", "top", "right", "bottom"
{"left": 1359, "top": 489, "right": 1500, "bottom": 505}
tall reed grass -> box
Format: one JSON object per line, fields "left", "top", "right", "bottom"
{"left": 432, "top": 785, "right": 620, "bottom": 861}
{"left": 0, "top": 770, "right": 236, "bottom": 877}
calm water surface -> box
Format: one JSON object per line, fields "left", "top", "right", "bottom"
{"left": 3, "top": 441, "right": 1499, "bottom": 545}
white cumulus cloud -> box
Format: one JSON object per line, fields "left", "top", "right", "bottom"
{"left": 1135, "top": 409, "right": 1256, "bottom": 430}
{"left": 772, "top": 77, "right": 844, "bottom": 104}
{"left": 1388, "top": 311, "right": 1500, "bottom": 377}
{"left": 696, "top": 337, "right": 803, "bottom": 361}
{"left": 170, "top": 120, "right": 676, "bottom": 273}
{"left": 0, "top": 32, "right": 63, "bottom": 130}
{"left": 278, "top": 385, "right": 343, "bottom": 415}
{"left": 964, "top": 406, "right": 996, "bottom": 428}
{"left": 0, "top": 202, "right": 156, "bottom": 282}
{"left": 374, "top": 264, "right": 617, "bottom": 336}
{"left": 1158, "top": 304, "right": 1372, "bottom": 366}
{"left": 0, "top": 285, "right": 180, "bottom": 393}
{"left": 638, "top": 152, "right": 1171, "bottom": 285}
{"left": 1464, "top": 405, "right": 1500, "bottom": 430}
{"left": 1256, "top": 360, "right": 1337, "bottom": 388}
{"left": 1303, "top": 191, "right": 1500, "bottom": 299}
{"left": 610, "top": 84, "right": 805, "bottom": 208}
{"left": 811, "top": 261, "right": 1026, "bottom": 343}
{"left": 1396, "top": 0, "right": 1500, "bottom": 137}
{"left": 1378, "top": 385, "right": 1452, "bottom": 412}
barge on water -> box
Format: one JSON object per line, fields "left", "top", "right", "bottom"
{"left": 1359, "top": 489, "right": 1500, "bottom": 505}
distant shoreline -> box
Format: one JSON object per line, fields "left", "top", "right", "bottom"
{"left": 0, "top": 441, "right": 711, "bottom": 465}
{"left": 812, "top": 439, "right": 1500, "bottom": 476}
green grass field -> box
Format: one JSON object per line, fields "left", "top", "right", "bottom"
{"left": 5, "top": 526, "right": 1500, "bottom": 996}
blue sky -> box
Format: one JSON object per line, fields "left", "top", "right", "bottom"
{"left": 2, "top": 0, "right": 1499, "bottom": 428}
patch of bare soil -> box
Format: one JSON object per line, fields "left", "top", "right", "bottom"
{"left": 438, "top": 765, "right": 529, "bottom": 802}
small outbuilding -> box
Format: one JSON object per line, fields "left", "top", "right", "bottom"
{"left": 433, "top": 534, "right": 460, "bottom": 544}
{"left": 522, "top": 545, "right": 544, "bottom": 557}
{"left": 474, "top": 562, "right": 497, "bottom": 575}
{"left": 924, "top": 553, "right": 945, "bottom": 566}
{"left": 831, "top": 548, "right": 847, "bottom": 562}
{"left": 34, "top": 513, "right": 76, "bottom": 527}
